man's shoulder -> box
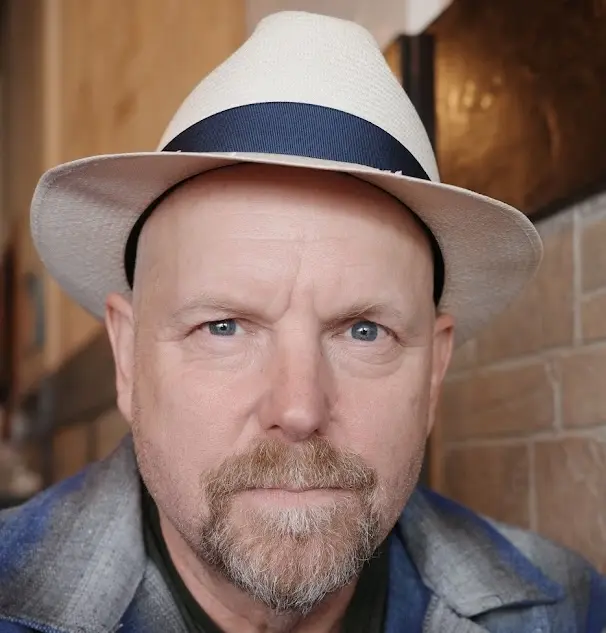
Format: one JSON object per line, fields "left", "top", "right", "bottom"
{"left": 0, "top": 471, "right": 89, "bottom": 631}
{"left": 0, "top": 436, "right": 137, "bottom": 550}
{"left": 406, "top": 487, "right": 606, "bottom": 631}
{"left": 489, "top": 516, "right": 599, "bottom": 588}
{"left": 0, "top": 439, "right": 147, "bottom": 633}
{"left": 0, "top": 468, "right": 89, "bottom": 567}
{"left": 420, "top": 486, "right": 600, "bottom": 588}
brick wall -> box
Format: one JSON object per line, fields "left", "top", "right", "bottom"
{"left": 436, "top": 191, "right": 606, "bottom": 572}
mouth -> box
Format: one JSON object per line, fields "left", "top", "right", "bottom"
{"left": 235, "top": 487, "right": 350, "bottom": 506}
{"left": 255, "top": 486, "right": 342, "bottom": 493}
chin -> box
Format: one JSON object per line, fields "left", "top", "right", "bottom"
{"left": 194, "top": 496, "right": 381, "bottom": 614}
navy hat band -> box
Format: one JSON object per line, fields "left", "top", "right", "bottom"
{"left": 162, "top": 102, "right": 431, "bottom": 180}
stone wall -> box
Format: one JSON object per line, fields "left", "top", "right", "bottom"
{"left": 436, "top": 191, "right": 606, "bottom": 572}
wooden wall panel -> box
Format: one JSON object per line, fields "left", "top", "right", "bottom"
{"left": 3, "top": 0, "right": 48, "bottom": 396}
{"left": 60, "top": 0, "right": 245, "bottom": 159}
{"left": 51, "top": 422, "right": 89, "bottom": 482}
{"left": 48, "top": 0, "right": 245, "bottom": 369}
{"left": 383, "top": 40, "right": 401, "bottom": 78}
{"left": 94, "top": 408, "right": 129, "bottom": 463}
{"left": 40, "top": 0, "right": 245, "bottom": 473}
{"left": 6, "top": 0, "right": 246, "bottom": 392}
{"left": 2, "top": 0, "right": 245, "bottom": 482}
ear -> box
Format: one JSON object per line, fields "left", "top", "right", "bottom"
{"left": 426, "top": 313, "right": 455, "bottom": 436}
{"left": 105, "top": 293, "right": 136, "bottom": 425}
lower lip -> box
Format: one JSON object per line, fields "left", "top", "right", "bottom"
{"left": 239, "top": 488, "right": 347, "bottom": 504}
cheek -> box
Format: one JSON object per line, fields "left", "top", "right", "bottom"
{"left": 133, "top": 344, "right": 249, "bottom": 524}
{"left": 134, "top": 342, "right": 263, "bottom": 472}
{"left": 333, "top": 357, "right": 431, "bottom": 514}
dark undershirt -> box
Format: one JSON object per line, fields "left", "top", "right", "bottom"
{"left": 142, "top": 485, "right": 388, "bottom": 632}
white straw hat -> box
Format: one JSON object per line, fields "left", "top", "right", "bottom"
{"left": 30, "top": 10, "right": 542, "bottom": 345}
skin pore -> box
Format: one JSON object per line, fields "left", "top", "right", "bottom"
{"left": 105, "top": 164, "right": 454, "bottom": 633}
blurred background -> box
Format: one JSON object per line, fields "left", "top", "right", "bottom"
{"left": 0, "top": 0, "right": 604, "bottom": 572}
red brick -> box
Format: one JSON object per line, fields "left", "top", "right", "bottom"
{"left": 535, "top": 437, "right": 606, "bottom": 572}
{"left": 440, "top": 362, "right": 554, "bottom": 441}
{"left": 582, "top": 215, "right": 606, "bottom": 293}
{"left": 558, "top": 347, "right": 606, "bottom": 427}
{"left": 581, "top": 292, "right": 606, "bottom": 343}
{"left": 443, "top": 444, "right": 530, "bottom": 528}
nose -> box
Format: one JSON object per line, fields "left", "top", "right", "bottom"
{"left": 258, "top": 335, "right": 332, "bottom": 442}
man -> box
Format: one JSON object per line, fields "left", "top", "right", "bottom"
{"left": 0, "top": 10, "right": 604, "bottom": 633}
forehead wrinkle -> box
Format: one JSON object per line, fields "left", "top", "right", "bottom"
{"left": 130, "top": 164, "right": 436, "bottom": 320}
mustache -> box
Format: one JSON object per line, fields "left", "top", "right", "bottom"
{"left": 204, "top": 437, "right": 378, "bottom": 502}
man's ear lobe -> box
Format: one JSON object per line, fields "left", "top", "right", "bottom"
{"left": 105, "top": 293, "right": 136, "bottom": 424}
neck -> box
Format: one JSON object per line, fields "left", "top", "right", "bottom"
{"left": 159, "top": 512, "right": 359, "bottom": 633}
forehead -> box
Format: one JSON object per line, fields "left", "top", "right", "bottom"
{"left": 133, "top": 165, "right": 433, "bottom": 311}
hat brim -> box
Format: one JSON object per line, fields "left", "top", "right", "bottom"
{"left": 31, "top": 151, "right": 542, "bottom": 346}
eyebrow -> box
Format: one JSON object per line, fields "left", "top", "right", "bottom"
{"left": 167, "top": 294, "right": 264, "bottom": 325}
{"left": 324, "top": 301, "right": 412, "bottom": 329}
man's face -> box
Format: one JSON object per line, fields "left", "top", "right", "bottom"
{"left": 107, "top": 164, "right": 453, "bottom": 613}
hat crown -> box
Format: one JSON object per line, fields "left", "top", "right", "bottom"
{"left": 158, "top": 11, "right": 439, "bottom": 182}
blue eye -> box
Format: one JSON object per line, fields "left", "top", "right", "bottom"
{"left": 350, "top": 321, "right": 379, "bottom": 342}
{"left": 207, "top": 319, "right": 238, "bottom": 336}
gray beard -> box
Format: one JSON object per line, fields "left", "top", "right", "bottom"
{"left": 192, "top": 495, "right": 381, "bottom": 615}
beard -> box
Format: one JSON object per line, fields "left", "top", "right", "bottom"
{"left": 185, "top": 437, "right": 382, "bottom": 615}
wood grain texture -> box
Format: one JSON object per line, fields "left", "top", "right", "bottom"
{"left": 6, "top": 0, "right": 246, "bottom": 391}
{"left": 3, "top": 0, "right": 48, "bottom": 396}
{"left": 47, "top": 0, "right": 246, "bottom": 370}
{"left": 59, "top": 0, "right": 245, "bottom": 160}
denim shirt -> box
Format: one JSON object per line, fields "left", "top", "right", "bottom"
{"left": 0, "top": 435, "right": 604, "bottom": 633}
